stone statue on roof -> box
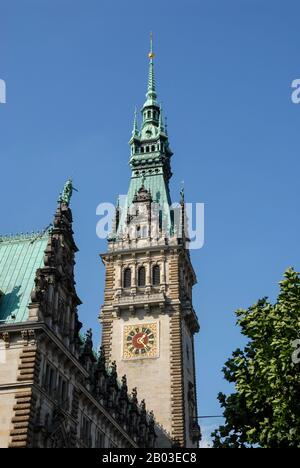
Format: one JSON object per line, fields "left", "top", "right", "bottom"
{"left": 180, "top": 186, "right": 185, "bottom": 204}
{"left": 59, "top": 179, "right": 78, "bottom": 206}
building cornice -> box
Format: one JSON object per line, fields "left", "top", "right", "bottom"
{"left": 0, "top": 321, "right": 89, "bottom": 378}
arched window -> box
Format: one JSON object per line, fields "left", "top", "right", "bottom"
{"left": 123, "top": 268, "right": 131, "bottom": 288}
{"left": 152, "top": 265, "right": 160, "bottom": 286}
{"left": 138, "top": 267, "right": 146, "bottom": 287}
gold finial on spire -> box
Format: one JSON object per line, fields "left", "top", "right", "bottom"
{"left": 148, "top": 31, "right": 155, "bottom": 59}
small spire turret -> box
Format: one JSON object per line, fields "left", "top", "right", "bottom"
{"left": 159, "top": 103, "right": 165, "bottom": 133}
{"left": 132, "top": 107, "right": 139, "bottom": 137}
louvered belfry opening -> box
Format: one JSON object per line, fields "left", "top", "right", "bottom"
{"left": 152, "top": 265, "right": 160, "bottom": 286}
{"left": 123, "top": 268, "right": 132, "bottom": 288}
{"left": 138, "top": 266, "right": 146, "bottom": 287}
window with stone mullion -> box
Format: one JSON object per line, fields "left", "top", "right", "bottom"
{"left": 152, "top": 265, "right": 160, "bottom": 286}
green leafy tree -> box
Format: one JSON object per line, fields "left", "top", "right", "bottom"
{"left": 212, "top": 268, "right": 300, "bottom": 448}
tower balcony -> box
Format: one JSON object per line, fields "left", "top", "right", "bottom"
{"left": 112, "top": 290, "right": 166, "bottom": 316}
{"left": 107, "top": 234, "right": 181, "bottom": 253}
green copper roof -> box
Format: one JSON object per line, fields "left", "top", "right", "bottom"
{"left": 0, "top": 233, "right": 49, "bottom": 324}
{"left": 116, "top": 171, "right": 172, "bottom": 237}
{"left": 128, "top": 172, "right": 171, "bottom": 207}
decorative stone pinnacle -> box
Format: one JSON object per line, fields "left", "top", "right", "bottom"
{"left": 132, "top": 107, "right": 139, "bottom": 137}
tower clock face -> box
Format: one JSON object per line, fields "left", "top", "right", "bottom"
{"left": 123, "top": 323, "right": 159, "bottom": 360}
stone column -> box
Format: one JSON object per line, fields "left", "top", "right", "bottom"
{"left": 132, "top": 261, "right": 137, "bottom": 287}
{"left": 161, "top": 255, "right": 166, "bottom": 285}
{"left": 131, "top": 261, "right": 137, "bottom": 297}
{"left": 146, "top": 262, "right": 151, "bottom": 286}
{"left": 116, "top": 262, "right": 122, "bottom": 289}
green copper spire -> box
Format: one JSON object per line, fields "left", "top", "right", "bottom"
{"left": 117, "top": 37, "right": 174, "bottom": 238}
{"left": 144, "top": 32, "right": 157, "bottom": 106}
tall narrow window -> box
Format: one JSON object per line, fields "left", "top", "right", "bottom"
{"left": 138, "top": 267, "right": 146, "bottom": 287}
{"left": 159, "top": 210, "right": 163, "bottom": 230}
{"left": 44, "top": 363, "right": 56, "bottom": 394}
{"left": 60, "top": 378, "right": 68, "bottom": 407}
{"left": 152, "top": 265, "right": 160, "bottom": 286}
{"left": 96, "top": 430, "right": 106, "bottom": 448}
{"left": 81, "top": 415, "right": 92, "bottom": 448}
{"left": 124, "top": 268, "right": 131, "bottom": 288}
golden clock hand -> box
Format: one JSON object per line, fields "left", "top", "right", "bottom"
{"left": 140, "top": 334, "right": 147, "bottom": 345}
{"left": 136, "top": 334, "right": 148, "bottom": 349}
{"left": 141, "top": 335, "right": 149, "bottom": 349}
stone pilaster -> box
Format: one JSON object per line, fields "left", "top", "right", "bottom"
{"left": 9, "top": 345, "right": 40, "bottom": 448}
{"left": 101, "top": 316, "right": 113, "bottom": 362}
{"left": 169, "top": 309, "right": 185, "bottom": 446}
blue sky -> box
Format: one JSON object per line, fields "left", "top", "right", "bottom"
{"left": 1, "top": 0, "right": 300, "bottom": 446}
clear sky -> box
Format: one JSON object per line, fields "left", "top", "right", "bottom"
{"left": 1, "top": 0, "right": 300, "bottom": 447}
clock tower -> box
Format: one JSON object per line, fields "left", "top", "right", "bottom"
{"left": 99, "top": 38, "right": 201, "bottom": 448}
